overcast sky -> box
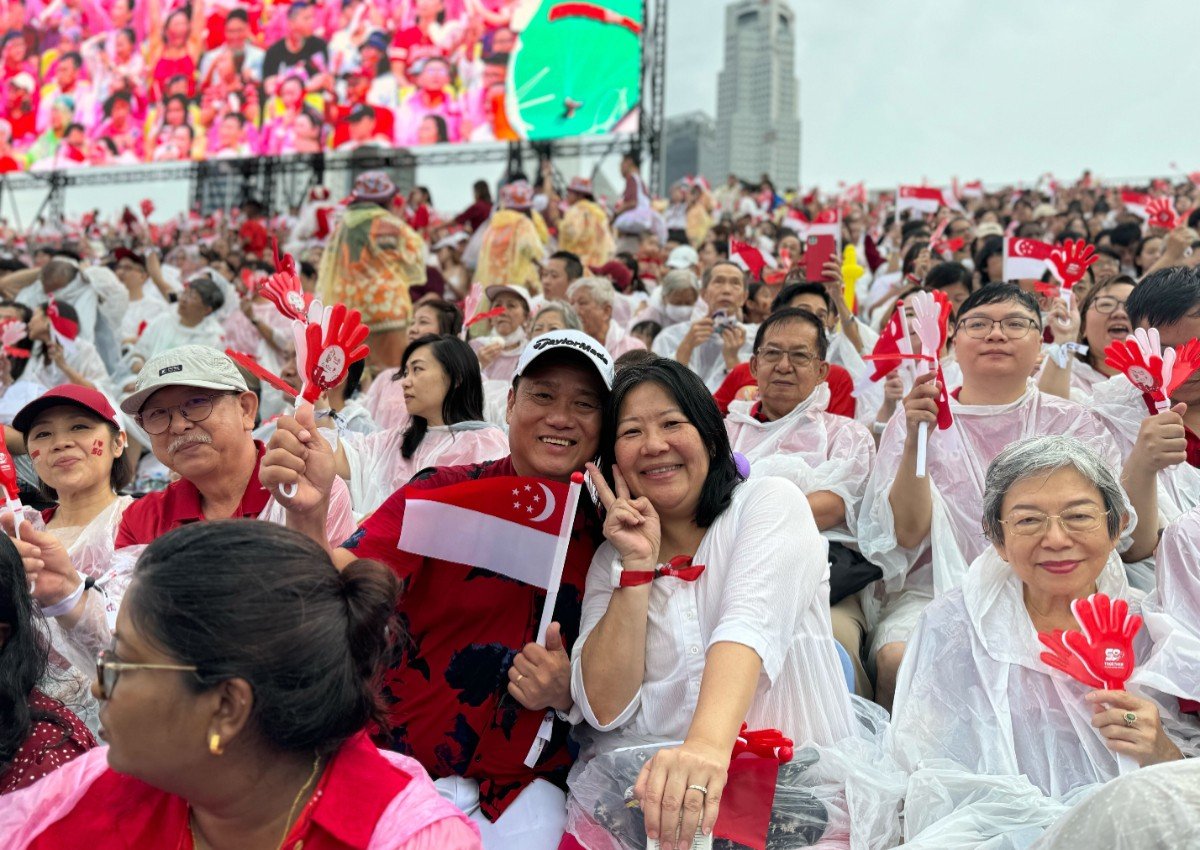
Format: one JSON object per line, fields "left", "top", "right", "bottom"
{"left": 12, "top": 0, "right": 1200, "bottom": 224}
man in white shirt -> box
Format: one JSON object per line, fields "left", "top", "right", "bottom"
{"left": 651, "top": 261, "right": 755, "bottom": 390}
{"left": 129, "top": 278, "right": 226, "bottom": 375}
{"left": 112, "top": 249, "right": 170, "bottom": 348}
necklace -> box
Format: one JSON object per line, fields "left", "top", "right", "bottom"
{"left": 189, "top": 753, "right": 322, "bottom": 850}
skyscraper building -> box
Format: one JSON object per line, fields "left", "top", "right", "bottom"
{"left": 713, "top": 0, "right": 801, "bottom": 188}
{"left": 662, "top": 111, "right": 717, "bottom": 194}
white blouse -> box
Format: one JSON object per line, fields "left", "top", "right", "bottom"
{"left": 571, "top": 477, "right": 856, "bottom": 751}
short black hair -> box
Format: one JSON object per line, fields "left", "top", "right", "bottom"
{"left": 549, "top": 250, "right": 583, "bottom": 281}
{"left": 771, "top": 282, "right": 832, "bottom": 315}
{"left": 925, "top": 261, "right": 973, "bottom": 293}
{"left": 225, "top": 7, "right": 248, "bottom": 22}
{"left": 974, "top": 236, "right": 1005, "bottom": 284}
{"left": 753, "top": 307, "right": 828, "bottom": 360}
{"left": 956, "top": 282, "right": 1041, "bottom": 327}
{"left": 1109, "top": 222, "right": 1142, "bottom": 249}
{"left": 601, "top": 358, "right": 742, "bottom": 528}
{"left": 1127, "top": 266, "right": 1200, "bottom": 329}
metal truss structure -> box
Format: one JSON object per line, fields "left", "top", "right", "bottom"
{"left": 4, "top": 0, "right": 667, "bottom": 226}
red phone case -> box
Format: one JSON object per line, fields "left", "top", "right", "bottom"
{"left": 805, "top": 234, "right": 838, "bottom": 282}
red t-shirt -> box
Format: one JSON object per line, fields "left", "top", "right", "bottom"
{"left": 29, "top": 732, "right": 410, "bottom": 849}
{"left": 713, "top": 361, "right": 856, "bottom": 418}
{"left": 343, "top": 456, "right": 599, "bottom": 819}
{"left": 115, "top": 443, "right": 271, "bottom": 547}
{"left": 0, "top": 690, "right": 95, "bottom": 795}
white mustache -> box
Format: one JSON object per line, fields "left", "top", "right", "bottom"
{"left": 167, "top": 433, "right": 213, "bottom": 454}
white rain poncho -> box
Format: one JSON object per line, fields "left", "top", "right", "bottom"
{"left": 858, "top": 382, "right": 1126, "bottom": 648}
{"left": 651, "top": 320, "right": 757, "bottom": 391}
{"left": 1090, "top": 373, "right": 1200, "bottom": 525}
{"left": 341, "top": 422, "right": 509, "bottom": 516}
{"left": 851, "top": 360, "right": 963, "bottom": 432}
{"left": 888, "top": 548, "right": 1200, "bottom": 849}
{"left": 1028, "top": 759, "right": 1200, "bottom": 850}
{"left": 31, "top": 497, "right": 136, "bottom": 734}
{"left": 567, "top": 478, "right": 904, "bottom": 849}
{"left": 825, "top": 318, "right": 878, "bottom": 382}
{"left": 1136, "top": 505, "right": 1200, "bottom": 706}
{"left": 724, "top": 383, "right": 875, "bottom": 546}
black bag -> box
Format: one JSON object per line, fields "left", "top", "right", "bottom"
{"left": 827, "top": 542, "right": 882, "bottom": 605}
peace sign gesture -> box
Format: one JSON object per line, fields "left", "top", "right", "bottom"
{"left": 585, "top": 462, "right": 661, "bottom": 569}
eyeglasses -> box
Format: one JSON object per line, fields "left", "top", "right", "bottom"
{"left": 756, "top": 346, "right": 818, "bottom": 368}
{"left": 95, "top": 648, "right": 199, "bottom": 700}
{"left": 999, "top": 509, "right": 1110, "bottom": 538}
{"left": 136, "top": 393, "right": 225, "bottom": 436}
{"left": 957, "top": 316, "right": 1040, "bottom": 339}
{"left": 1090, "top": 297, "right": 1128, "bottom": 316}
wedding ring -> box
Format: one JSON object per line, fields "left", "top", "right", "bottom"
{"left": 515, "top": 674, "right": 525, "bottom": 685}
{"left": 1123, "top": 711, "right": 1138, "bottom": 728}
{"left": 686, "top": 784, "right": 708, "bottom": 796}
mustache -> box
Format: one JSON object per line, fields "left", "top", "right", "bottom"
{"left": 167, "top": 433, "right": 213, "bottom": 454}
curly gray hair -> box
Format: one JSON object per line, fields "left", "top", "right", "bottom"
{"left": 982, "top": 435, "right": 1126, "bottom": 544}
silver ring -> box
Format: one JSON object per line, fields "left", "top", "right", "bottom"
{"left": 686, "top": 784, "right": 708, "bottom": 796}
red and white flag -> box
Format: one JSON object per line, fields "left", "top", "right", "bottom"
{"left": 839, "top": 181, "right": 867, "bottom": 205}
{"left": 896, "top": 185, "right": 946, "bottom": 216}
{"left": 730, "top": 240, "right": 776, "bottom": 279}
{"left": 959, "top": 179, "right": 984, "bottom": 199}
{"left": 1003, "top": 237, "right": 1053, "bottom": 281}
{"left": 784, "top": 207, "right": 810, "bottom": 239}
{"left": 398, "top": 473, "right": 583, "bottom": 642}
{"left": 1120, "top": 191, "right": 1152, "bottom": 220}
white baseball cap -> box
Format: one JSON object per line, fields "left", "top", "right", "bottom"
{"left": 666, "top": 245, "right": 699, "bottom": 269}
{"left": 514, "top": 329, "right": 614, "bottom": 390}
{"left": 121, "top": 345, "right": 249, "bottom": 414}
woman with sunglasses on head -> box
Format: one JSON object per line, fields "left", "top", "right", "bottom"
{"left": 564, "top": 358, "right": 899, "bottom": 850}
{"left": 888, "top": 437, "right": 1198, "bottom": 849}
{"left": 0, "top": 534, "right": 96, "bottom": 795}
{"left": 859, "top": 284, "right": 1153, "bottom": 712}
{"left": 1038, "top": 275, "right": 1136, "bottom": 403}
{"left": 5, "top": 386, "right": 135, "bottom": 732}
{"left": 334, "top": 336, "right": 507, "bottom": 517}
{"left": 0, "top": 521, "right": 480, "bottom": 849}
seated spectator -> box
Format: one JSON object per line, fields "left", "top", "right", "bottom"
{"left": 8, "top": 386, "right": 135, "bottom": 732}
{"left": 651, "top": 261, "right": 755, "bottom": 390}
{"left": 394, "top": 56, "right": 462, "bottom": 145}
{"left": 470, "top": 284, "right": 531, "bottom": 382}
{"left": 335, "top": 103, "right": 393, "bottom": 150}
{"left": 1039, "top": 274, "right": 1135, "bottom": 403}
{"left": 724, "top": 308, "right": 878, "bottom": 695}
{"left": 261, "top": 332, "right": 615, "bottom": 850}
{"left": 198, "top": 8, "right": 265, "bottom": 84}
{"left": 0, "top": 521, "right": 480, "bottom": 847}
{"left": 568, "top": 358, "right": 897, "bottom": 848}
{"left": 567, "top": 276, "right": 645, "bottom": 359}
{"left": 129, "top": 277, "right": 226, "bottom": 370}
{"left": 889, "top": 437, "right": 1199, "bottom": 847}
{"left": 21, "top": 301, "right": 109, "bottom": 392}
{"left": 335, "top": 335, "right": 507, "bottom": 516}
{"left": 0, "top": 533, "right": 96, "bottom": 795}
{"left": 114, "top": 346, "right": 355, "bottom": 548}
{"left": 860, "top": 284, "right": 1148, "bottom": 710}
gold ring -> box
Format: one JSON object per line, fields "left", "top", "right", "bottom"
{"left": 1123, "top": 711, "right": 1137, "bottom": 728}
{"left": 516, "top": 674, "right": 525, "bottom": 685}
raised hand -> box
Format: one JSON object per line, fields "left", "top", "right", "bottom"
{"left": 584, "top": 462, "right": 661, "bottom": 569}
{"left": 1145, "top": 197, "right": 1180, "bottom": 231}
{"left": 260, "top": 403, "right": 336, "bottom": 515}
{"left": 1038, "top": 628, "right": 1104, "bottom": 688}
{"left": 1062, "top": 593, "right": 1142, "bottom": 690}
{"left": 1048, "top": 239, "right": 1098, "bottom": 290}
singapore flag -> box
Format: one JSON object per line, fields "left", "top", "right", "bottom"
{"left": 1003, "top": 237, "right": 1053, "bottom": 281}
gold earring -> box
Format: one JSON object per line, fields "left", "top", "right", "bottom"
{"left": 208, "top": 732, "right": 224, "bottom": 756}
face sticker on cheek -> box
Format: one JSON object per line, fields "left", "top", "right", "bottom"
{"left": 30, "top": 449, "right": 40, "bottom": 460}
{"left": 91, "top": 439, "right": 104, "bottom": 457}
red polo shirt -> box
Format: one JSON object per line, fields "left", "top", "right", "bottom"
{"left": 28, "top": 733, "right": 414, "bottom": 850}
{"left": 115, "top": 442, "right": 271, "bottom": 547}
{"left": 343, "top": 456, "right": 600, "bottom": 820}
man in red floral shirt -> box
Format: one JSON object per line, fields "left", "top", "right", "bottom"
{"left": 261, "top": 330, "right": 614, "bottom": 850}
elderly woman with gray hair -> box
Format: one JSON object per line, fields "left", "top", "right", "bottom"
{"left": 887, "top": 435, "right": 1200, "bottom": 849}
{"left": 567, "top": 276, "right": 646, "bottom": 358}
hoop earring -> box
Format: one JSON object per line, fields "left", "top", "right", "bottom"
{"left": 208, "top": 732, "right": 224, "bottom": 756}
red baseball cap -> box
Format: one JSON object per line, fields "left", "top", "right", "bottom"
{"left": 13, "top": 385, "right": 120, "bottom": 435}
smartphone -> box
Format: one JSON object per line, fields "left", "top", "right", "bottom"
{"left": 805, "top": 233, "right": 838, "bottom": 283}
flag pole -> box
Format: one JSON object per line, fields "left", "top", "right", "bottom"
{"left": 535, "top": 471, "right": 584, "bottom": 644}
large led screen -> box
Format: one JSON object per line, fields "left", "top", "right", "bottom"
{"left": 0, "top": 0, "right": 644, "bottom": 173}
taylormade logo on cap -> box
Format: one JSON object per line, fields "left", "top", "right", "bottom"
{"left": 159, "top": 365, "right": 183, "bottom": 376}
{"left": 532, "top": 335, "right": 611, "bottom": 365}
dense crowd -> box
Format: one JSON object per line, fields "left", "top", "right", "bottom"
{"left": 0, "top": 0, "right": 535, "bottom": 171}
{"left": 0, "top": 159, "right": 1199, "bottom": 850}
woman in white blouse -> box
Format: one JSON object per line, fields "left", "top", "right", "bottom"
{"left": 568, "top": 358, "right": 886, "bottom": 850}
